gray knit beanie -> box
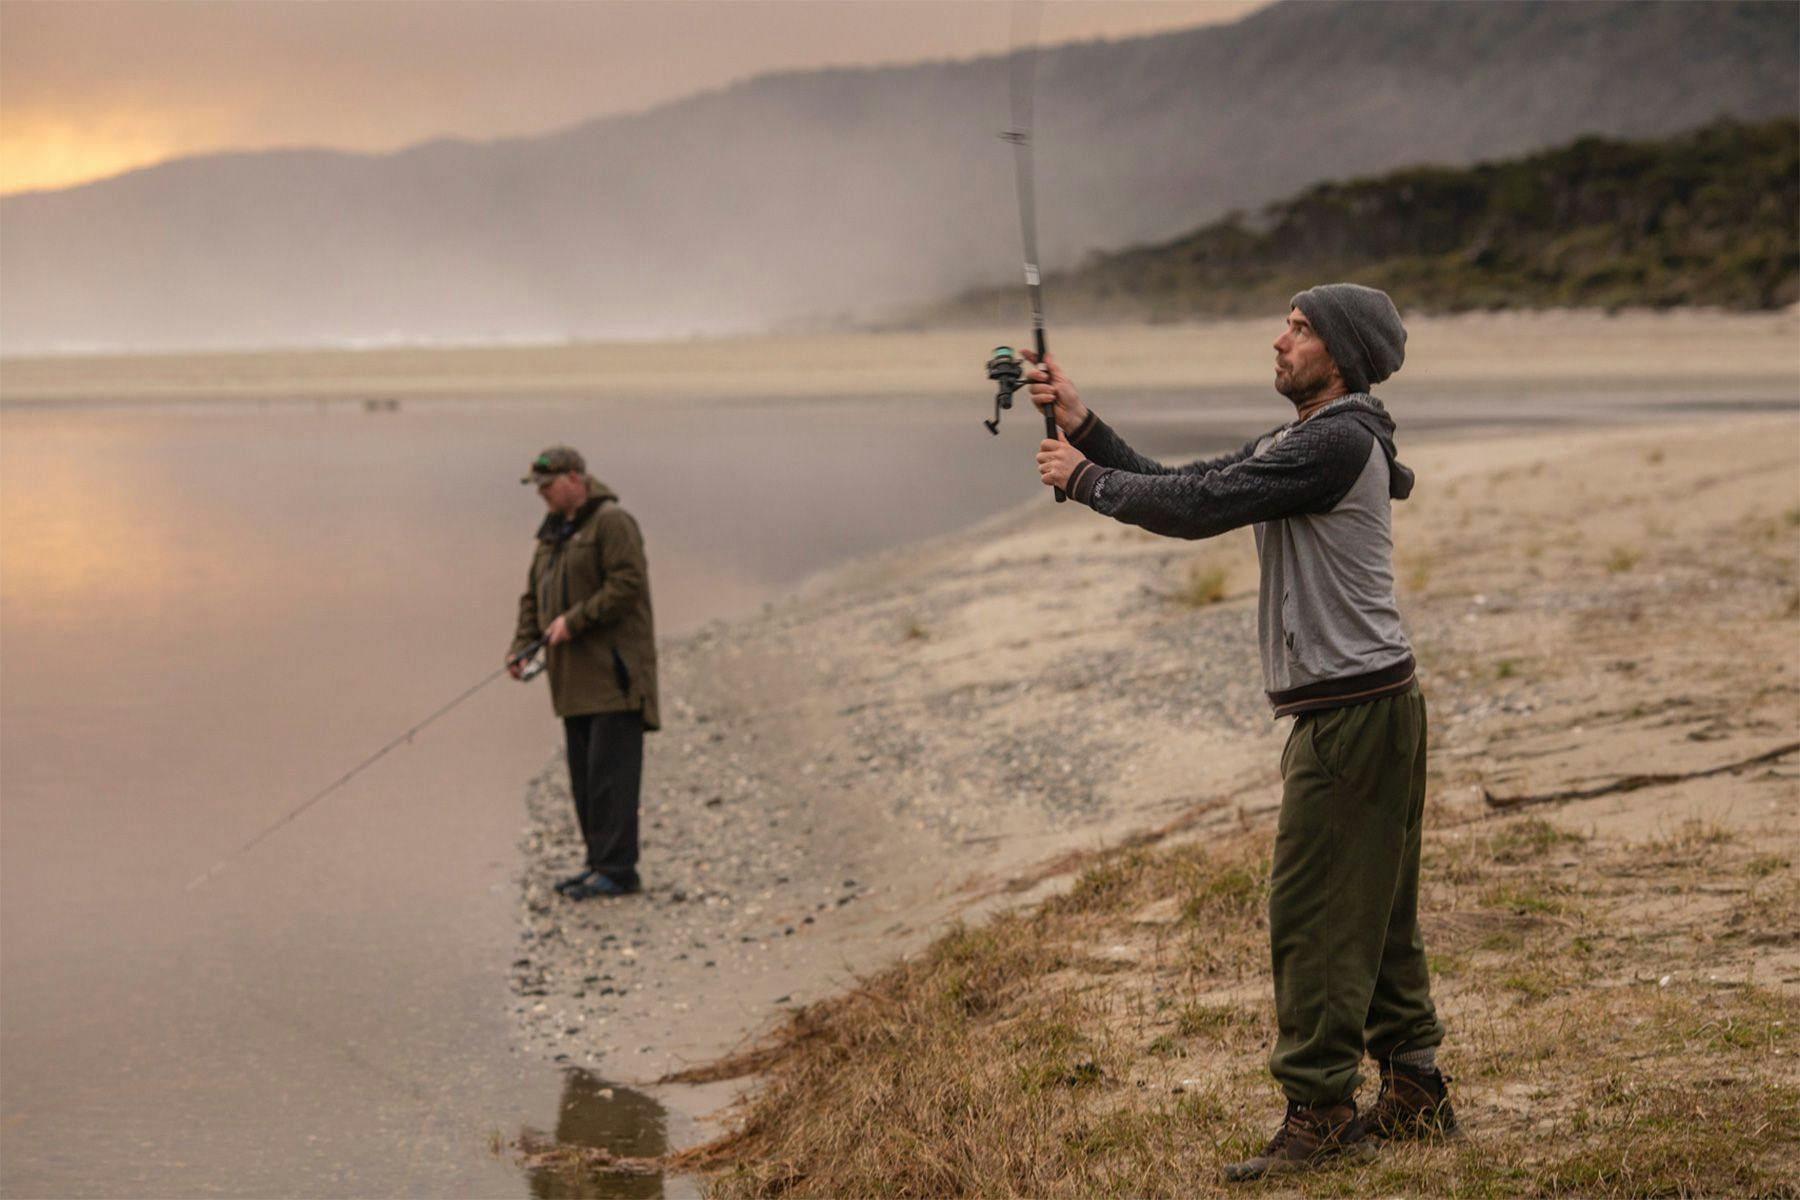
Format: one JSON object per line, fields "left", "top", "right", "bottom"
{"left": 1289, "top": 283, "right": 1407, "bottom": 394}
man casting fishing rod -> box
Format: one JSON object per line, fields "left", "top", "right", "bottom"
{"left": 1028, "top": 285, "right": 1455, "bottom": 1181}
{"left": 508, "top": 445, "right": 659, "bottom": 900}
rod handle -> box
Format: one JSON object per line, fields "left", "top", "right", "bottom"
{"left": 1037, "top": 331, "right": 1065, "bottom": 503}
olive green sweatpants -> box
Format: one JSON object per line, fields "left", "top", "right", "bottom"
{"left": 1268, "top": 685, "right": 1445, "bottom": 1106}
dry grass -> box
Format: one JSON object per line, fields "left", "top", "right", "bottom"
{"left": 631, "top": 417, "right": 1800, "bottom": 1198}
{"left": 674, "top": 798, "right": 1799, "bottom": 1199}
{"left": 1164, "top": 562, "right": 1230, "bottom": 608}
{"left": 1605, "top": 545, "right": 1642, "bottom": 574}
{"left": 684, "top": 840, "right": 1274, "bottom": 1197}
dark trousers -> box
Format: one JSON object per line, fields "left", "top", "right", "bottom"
{"left": 1268, "top": 685, "right": 1444, "bottom": 1106}
{"left": 563, "top": 711, "right": 644, "bottom": 886}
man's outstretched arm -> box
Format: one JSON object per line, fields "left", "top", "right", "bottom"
{"left": 1070, "top": 409, "right": 1262, "bottom": 478}
{"left": 1026, "top": 349, "right": 1260, "bottom": 478}
{"left": 1056, "top": 417, "right": 1374, "bottom": 541}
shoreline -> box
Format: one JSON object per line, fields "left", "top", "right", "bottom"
{"left": 504, "top": 405, "right": 1798, "bottom": 1192}
{"left": 4, "top": 308, "right": 1796, "bottom": 406}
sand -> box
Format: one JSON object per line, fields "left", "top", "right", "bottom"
{"left": 3, "top": 308, "right": 1796, "bottom": 404}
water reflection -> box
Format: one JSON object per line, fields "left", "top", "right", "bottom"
{"left": 519, "top": 1069, "right": 668, "bottom": 1200}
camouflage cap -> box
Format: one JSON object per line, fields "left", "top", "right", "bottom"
{"left": 521, "top": 444, "right": 585, "bottom": 485}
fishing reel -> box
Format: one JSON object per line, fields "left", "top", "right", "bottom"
{"left": 983, "top": 345, "right": 1026, "bottom": 434}
{"left": 509, "top": 640, "right": 547, "bottom": 683}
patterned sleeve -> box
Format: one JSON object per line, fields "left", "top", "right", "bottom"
{"left": 1067, "top": 409, "right": 1261, "bottom": 477}
{"left": 1067, "top": 416, "right": 1374, "bottom": 541}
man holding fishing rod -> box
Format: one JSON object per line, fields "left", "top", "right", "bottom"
{"left": 508, "top": 445, "right": 659, "bottom": 901}
{"left": 1027, "top": 285, "right": 1454, "bottom": 1181}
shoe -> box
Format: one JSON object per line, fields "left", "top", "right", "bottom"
{"left": 1364, "top": 1060, "right": 1459, "bottom": 1141}
{"left": 554, "top": 869, "right": 598, "bottom": 895}
{"left": 564, "top": 873, "right": 641, "bottom": 900}
{"left": 1222, "top": 1099, "right": 1374, "bottom": 1183}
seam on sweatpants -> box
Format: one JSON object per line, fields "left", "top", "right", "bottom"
{"left": 1320, "top": 712, "right": 1341, "bottom": 1106}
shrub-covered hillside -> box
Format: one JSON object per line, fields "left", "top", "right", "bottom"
{"left": 940, "top": 118, "right": 1798, "bottom": 321}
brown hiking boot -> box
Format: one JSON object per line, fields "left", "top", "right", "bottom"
{"left": 1364, "top": 1060, "right": 1459, "bottom": 1140}
{"left": 1221, "top": 1099, "right": 1374, "bottom": 1183}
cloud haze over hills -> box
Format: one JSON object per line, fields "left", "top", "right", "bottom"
{"left": 1, "top": 0, "right": 1794, "bottom": 353}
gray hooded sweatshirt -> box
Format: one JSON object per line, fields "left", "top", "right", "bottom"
{"left": 1064, "top": 395, "right": 1416, "bottom": 716}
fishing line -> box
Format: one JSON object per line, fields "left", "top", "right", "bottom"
{"left": 186, "top": 639, "right": 545, "bottom": 891}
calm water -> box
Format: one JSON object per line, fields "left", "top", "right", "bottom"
{"left": 2, "top": 381, "right": 1789, "bottom": 1197}
{"left": 0, "top": 391, "right": 1158, "bottom": 1198}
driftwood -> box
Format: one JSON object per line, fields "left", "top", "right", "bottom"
{"left": 1480, "top": 741, "right": 1800, "bottom": 812}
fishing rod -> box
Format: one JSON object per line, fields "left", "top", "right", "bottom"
{"left": 983, "top": 0, "right": 1065, "bottom": 504}
{"left": 186, "top": 638, "right": 546, "bottom": 891}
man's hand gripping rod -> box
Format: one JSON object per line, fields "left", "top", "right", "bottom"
{"left": 510, "top": 638, "right": 547, "bottom": 682}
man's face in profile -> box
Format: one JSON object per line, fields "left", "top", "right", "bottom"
{"left": 1272, "top": 307, "right": 1340, "bottom": 404}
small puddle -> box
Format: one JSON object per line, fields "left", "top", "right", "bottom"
{"left": 516, "top": 1068, "right": 681, "bottom": 1199}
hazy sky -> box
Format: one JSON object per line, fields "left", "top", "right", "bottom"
{"left": 0, "top": 0, "right": 1268, "bottom": 195}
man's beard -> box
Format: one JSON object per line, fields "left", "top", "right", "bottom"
{"left": 1275, "top": 359, "right": 1333, "bottom": 407}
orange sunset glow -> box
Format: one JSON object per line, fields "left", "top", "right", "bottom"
{"left": 0, "top": 114, "right": 185, "bottom": 194}
{"left": 0, "top": 0, "right": 1269, "bottom": 197}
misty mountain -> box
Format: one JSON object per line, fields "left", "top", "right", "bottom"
{"left": 2, "top": 0, "right": 1794, "bottom": 352}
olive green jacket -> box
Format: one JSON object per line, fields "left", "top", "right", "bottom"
{"left": 509, "top": 476, "right": 660, "bottom": 729}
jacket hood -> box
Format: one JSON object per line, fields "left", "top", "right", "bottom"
{"left": 582, "top": 474, "right": 619, "bottom": 507}
{"left": 536, "top": 475, "right": 619, "bottom": 540}
{"left": 1313, "top": 394, "right": 1414, "bottom": 500}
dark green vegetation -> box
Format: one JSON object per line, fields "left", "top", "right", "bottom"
{"left": 943, "top": 119, "right": 1799, "bottom": 321}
